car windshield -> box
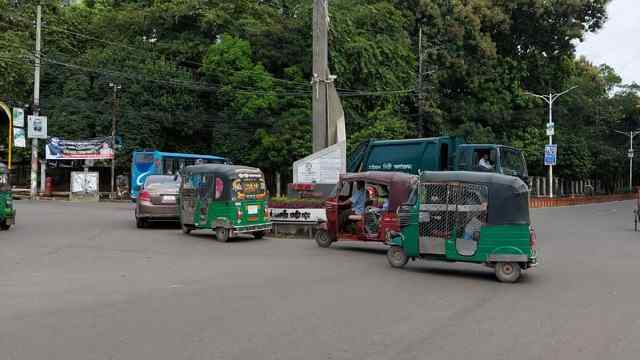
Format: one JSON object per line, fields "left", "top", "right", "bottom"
{"left": 500, "top": 148, "right": 527, "bottom": 178}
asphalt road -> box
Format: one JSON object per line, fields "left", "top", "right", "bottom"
{"left": 1, "top": 200, "right": 639, "bottom": 360}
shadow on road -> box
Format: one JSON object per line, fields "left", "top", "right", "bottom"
{"left": 140, "top": 222, "right": 181, "bottom": 230}
{"left": 401, "top": 264, "right": 538, "bottom": 284}
{"left": 183, "top": 232, "right": 268, "bottom": 243}
{"left": 329, "top": 243, "right": 388, "bottom": 255}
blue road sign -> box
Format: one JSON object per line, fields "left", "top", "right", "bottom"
{"left": 544, "top": 144, "right": 557, "bottom": 166}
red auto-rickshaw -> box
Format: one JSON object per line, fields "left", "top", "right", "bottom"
{"left": 315, "top": 172, "right": 417, "bottom": 247}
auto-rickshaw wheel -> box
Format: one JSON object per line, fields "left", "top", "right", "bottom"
{"left": 253, "top": 231, "right": 265, "bottom": 239}
{"left": 0, "top": 223, "right": 10, "bottom": 231}
{"left": 215, "top": 227, "right": 230, "bottom": 242}
{"left": 315, "top": 229, "right": 333, "bottom": 248}
{"left": 387, "top": 246, "right": 408, "bottom": 268}
{"left": 495, "top": 262, "right": 521, "bottom": 283}
{"left": 181, "top": 224, "right": 192, "bottom": 234}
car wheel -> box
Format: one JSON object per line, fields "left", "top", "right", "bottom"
{"left": 215, "top": 227, "right": 230, "bottom": 242}
{"left": 136, "top": 217, "right": 147, "bottom": 229}
{"left": 495, "top": 262, "right": 522, "bottom": 283}
{"left": 387, "top": 246, "right": 408, "bottom": 268}
{"left": 314, "top": 229, "right": 333, "bottom": 248}
{"left": 253, "top": 230, "right": 265, "bottom": 239}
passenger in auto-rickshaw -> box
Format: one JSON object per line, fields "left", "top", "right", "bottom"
{"left": 364, "top": 185, "right": 390, "bottom": 233}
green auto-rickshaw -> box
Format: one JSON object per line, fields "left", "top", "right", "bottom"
{"left": 387, "top": 171, "right": 537, "bottom": 283}
{"left": 0, "top": 163, "right": 15, "bottom": 230}
{"left": 179, "top": 164, "right": 271, "bottom": 241}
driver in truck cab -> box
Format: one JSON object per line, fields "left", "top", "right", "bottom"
{"left": 479, "top": 153, "right": 494, "bottom": 170}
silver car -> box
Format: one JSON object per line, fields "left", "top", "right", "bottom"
{"left": 135, "top": 175, "right": 180, "bottom": 228}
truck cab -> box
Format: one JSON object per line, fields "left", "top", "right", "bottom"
{"left": 455, "top": 144, "right": 528, "bottom": 182}
{"left": 348, "top": 137, "right": 528, "bottom": 182}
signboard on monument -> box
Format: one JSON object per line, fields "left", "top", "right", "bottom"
{"left": 293, "top": 141, "right": 346, "bottom": 184}
{"left": 293, "top": 82, "right": 347, "bottom": 185}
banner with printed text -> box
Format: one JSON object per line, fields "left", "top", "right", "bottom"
{"left": 46, "top": 137, "right": 114, "bottom": 160}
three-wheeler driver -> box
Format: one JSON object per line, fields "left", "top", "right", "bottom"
{"left": 386, "top": 171, "right": 537, "bottom": 283}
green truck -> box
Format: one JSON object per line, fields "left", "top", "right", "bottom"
{"left": 348, "top": 136, "right": 528, "bottom": 182}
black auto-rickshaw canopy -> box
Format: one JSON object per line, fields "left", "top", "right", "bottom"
{"left": 419, "top": 171, "right": 530, "bottom": 225}
{"left": 340, "top": 171, "right": 418, "bottom": 212}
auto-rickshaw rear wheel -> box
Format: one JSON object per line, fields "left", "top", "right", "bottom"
{"left": 314, "top": 229, "right": 333, "bottom": 248}
{"left": 495, "top": 262, "right": 521, "bottom": 283}
{"left": 215, "top": 227, "right": 230, "bottom": 242}
{"left": 387, "top": 246, "right": 408, "bottom": 268}
{"left": 0, "top": 223, "right": 10, "bottom": 231}
{"left": 253, "top": 231, "right": 265, "bottom": 239}
{"left": 181, "top": 224, "right": 192, "bottom": 234}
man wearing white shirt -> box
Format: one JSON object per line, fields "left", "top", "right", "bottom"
{"left": 478, "top": 153, "right": 493, "bottom": 171}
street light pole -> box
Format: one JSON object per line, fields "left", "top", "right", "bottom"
{"left": 525, "top": 86, "right": 578, "bottom": 198}
{"left": 108, "top": 83, "right": 121, "bottom": 199}
{"left": 615, "top": 129, "right": 640, "bottom": 191}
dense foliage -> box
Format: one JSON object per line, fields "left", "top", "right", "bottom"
{"left": 1, "top": 0, "right": 638, "bottom": 191}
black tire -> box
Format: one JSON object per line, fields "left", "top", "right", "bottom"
{"left": 253, "top": 230, "right": 265, "bottom": 239}
{"left": 387, "top": 246, "right": 408, "bottom": 268}
{"left": 495, "top": 262, "right": 522, "bottom": 283}
{"left": 314, "top": 229, "right": 333, "bottom": 248}
{"left": 136, "top": 217, "right": 147, "bottom": 229}
{"left": 215, "top": 227, "right": 230, "bottom": 242}
{"left": 0, "top": 223, "right": 10, "bottom": 231}
{"left": 182, "top": 224, "right": 192, "bottom": 234}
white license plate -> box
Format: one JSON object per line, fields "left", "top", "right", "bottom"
{"left": 247, "top": 205, "right": 259, "bottom": 214}
{"left": 162, "top": 195, "right": 176, "bottom": 203}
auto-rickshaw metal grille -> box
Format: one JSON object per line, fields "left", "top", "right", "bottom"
{"left": 418, "top": 182, "right": 488, "bottom": 255}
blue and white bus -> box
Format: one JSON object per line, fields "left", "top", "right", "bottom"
{"left": 130, "top": 151, "right": 228, "bottom": 199}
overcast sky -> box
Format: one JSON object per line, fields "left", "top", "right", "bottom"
{"left": 576, "top": 0, "right": 640, "bottom": 84}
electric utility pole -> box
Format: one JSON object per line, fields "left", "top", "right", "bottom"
{"left": 417, "top": 26, "right": 423, "bottom": 138}
{"left": 525, "top": 86, "right": 578, "bottom": 198}
{"left": 615, "top": 129, "right": 640, "bottom": 191}
{"left": 312, "top": 0, "right": 329, "bottom": 152}
{"left": 30, "top": 4, "right": 42, "bottom": 200}
{"left": 109, "top": 83, "right": 121, "bottom": 199}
